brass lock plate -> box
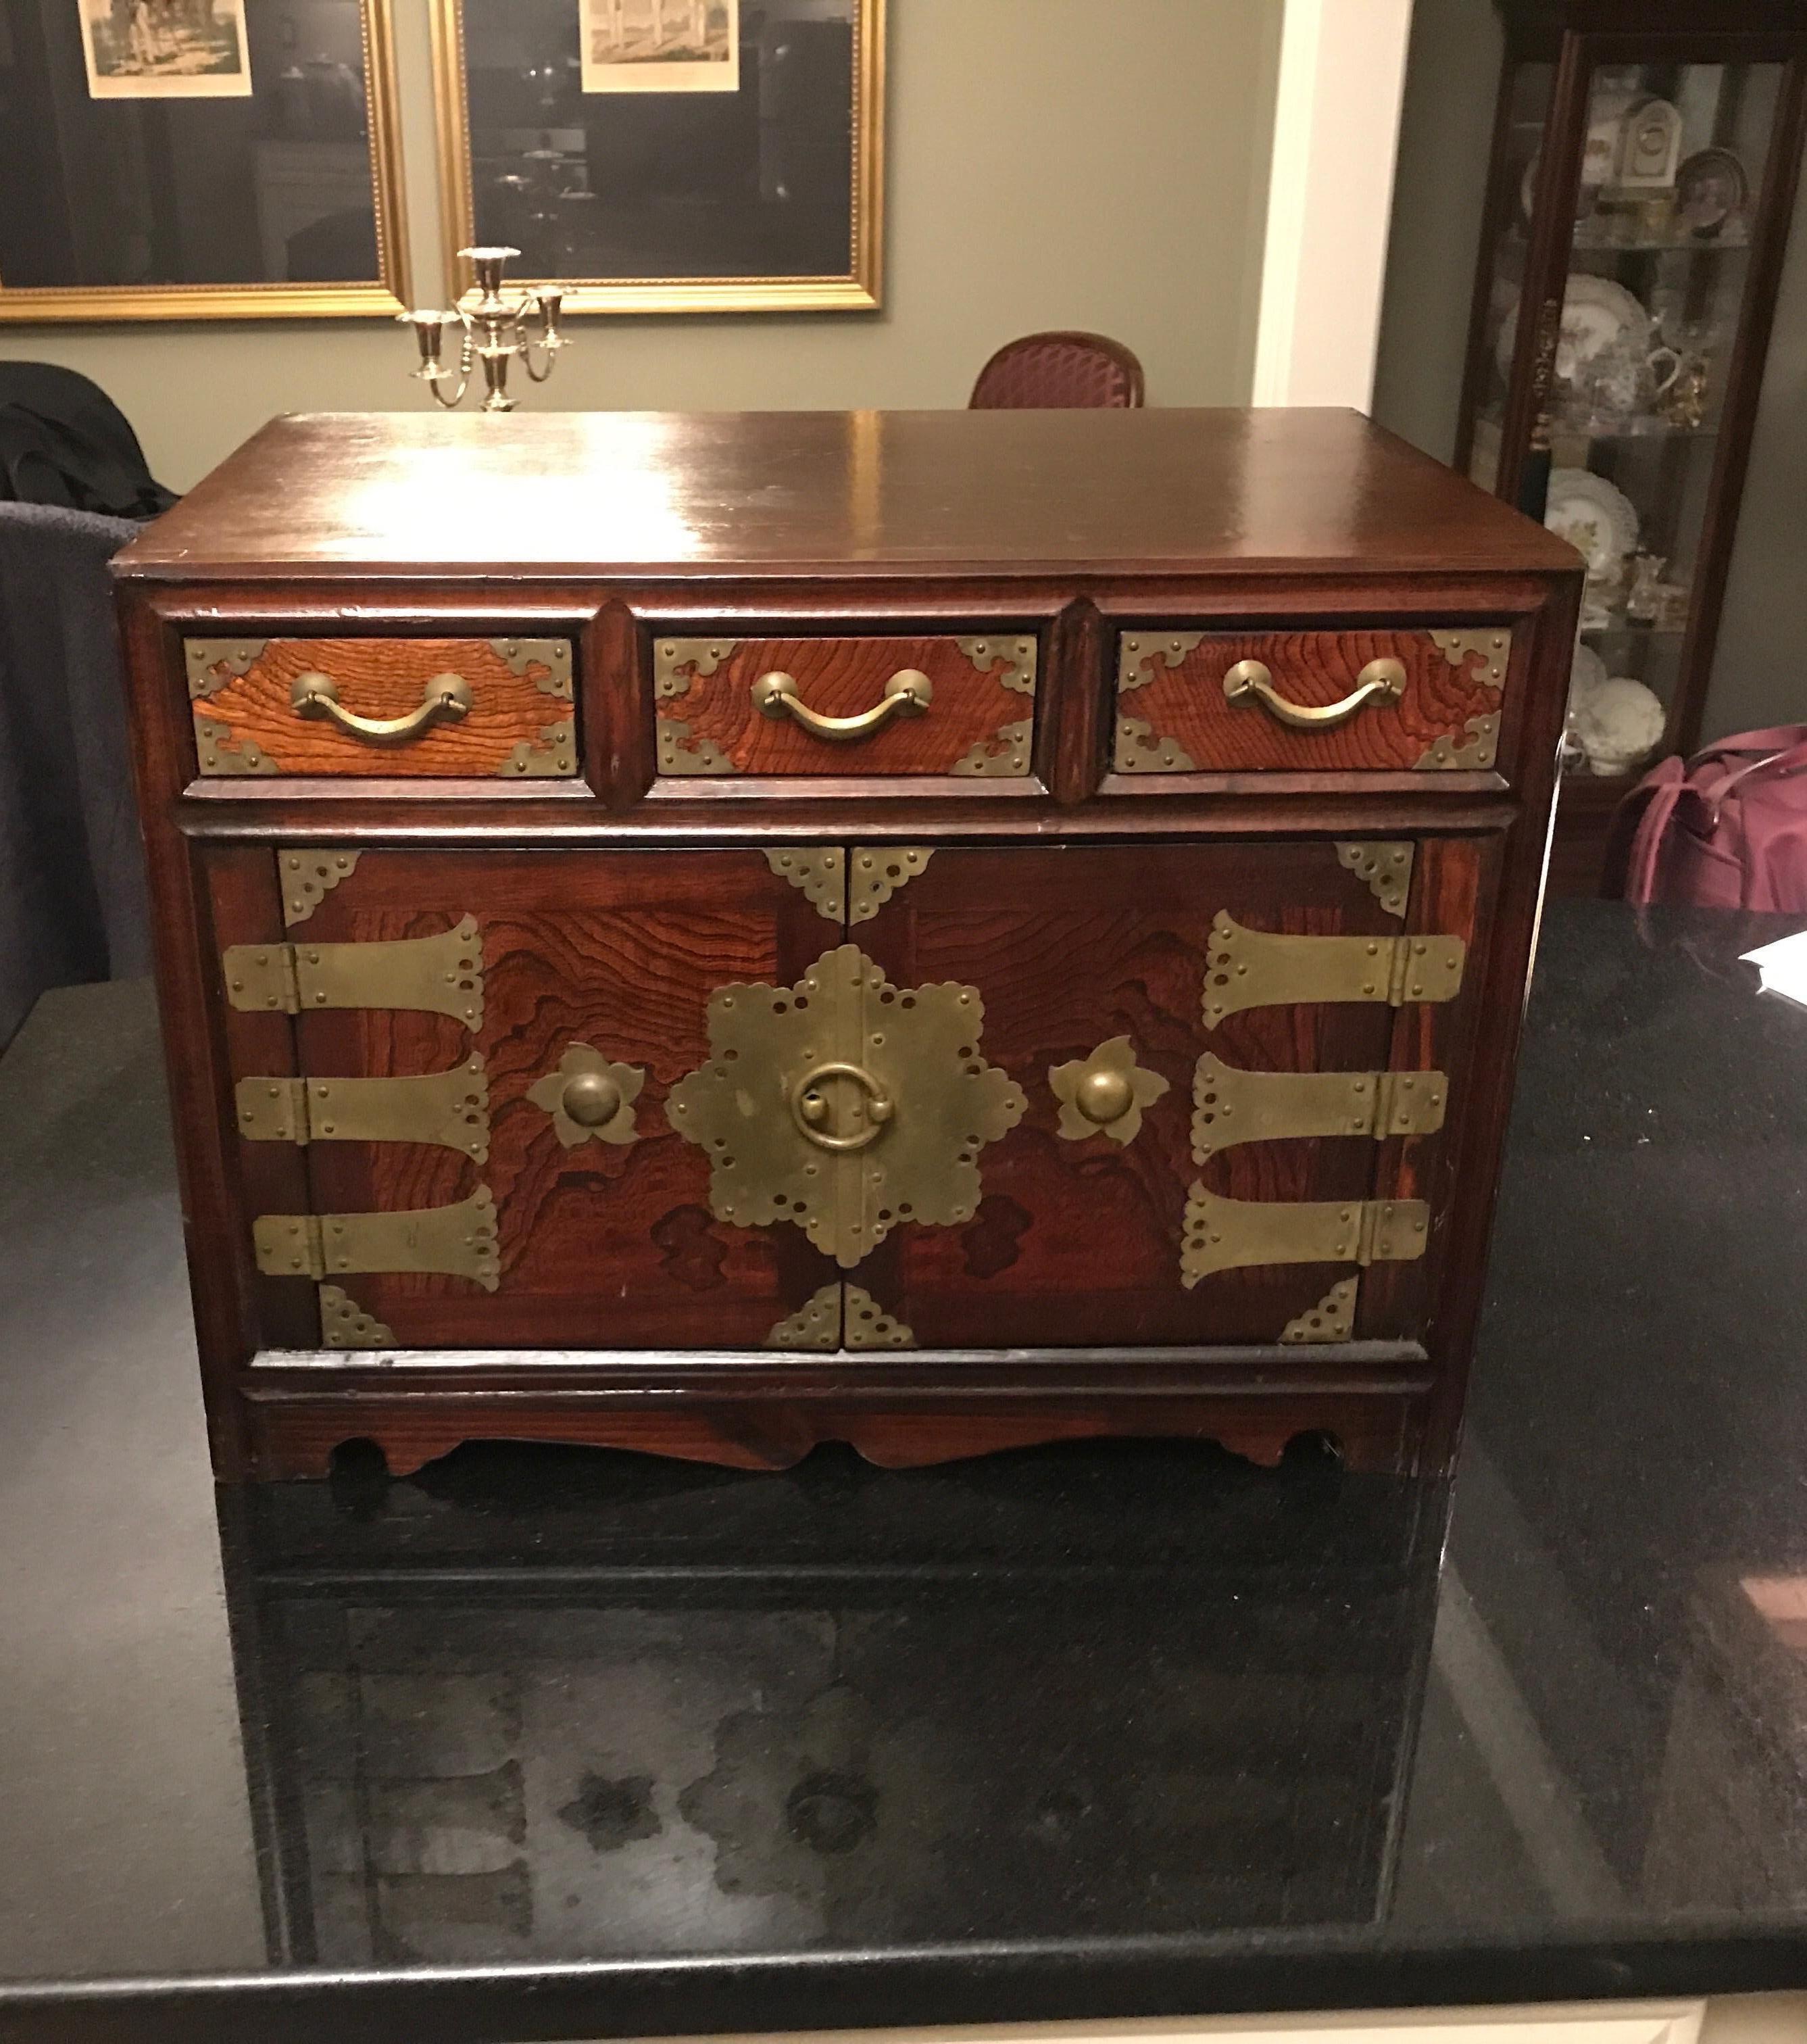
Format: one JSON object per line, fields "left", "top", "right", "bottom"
{"left": 1191, "top": 1053, "right": 1446, "bottom": 1162}
{"left": 1202, "top": 915, "right": 1464, "bottom": 1027}
{"left": 224, "top": 917, "right": 484, "bottom": 1027}
{"left": 668, "top": 944, "right": 1026, "bottom": 1269}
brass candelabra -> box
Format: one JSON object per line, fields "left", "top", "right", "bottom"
{"left": 397, "top": 246, "right": 570, "bottom": 414}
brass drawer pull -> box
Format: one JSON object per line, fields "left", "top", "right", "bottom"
{"left": 291, "top": 668, "right": 474, "bottom": 743}
{"left": 751, "top": 667, "right": 932, "bottom": 741}
{"left": 1223, "top": 656, "right": 1405, "bottom": 731}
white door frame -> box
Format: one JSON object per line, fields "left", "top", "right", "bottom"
{"left": 1252, "top": 0, "right": 1416, "bottom": 410}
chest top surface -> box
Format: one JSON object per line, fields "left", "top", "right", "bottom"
{"left": 113, "top": 406, "right": 1576, "bottom": 584}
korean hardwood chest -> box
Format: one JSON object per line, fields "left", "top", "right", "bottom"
{"left": 113, "top": 408, "right": 1581, "bottom": 1481}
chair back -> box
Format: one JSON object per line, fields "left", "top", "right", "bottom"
{"left": 969, "top": 331, "right": 1145, "bottom": 410}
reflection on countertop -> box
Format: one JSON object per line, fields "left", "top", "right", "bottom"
{"left": 4, "top": 902, "right": 1807, "bottom": 2034}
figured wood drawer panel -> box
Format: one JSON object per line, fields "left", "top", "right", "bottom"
{"left": 655, "top": 633, "right": 1036, "bottom": 779}
{"left": 187, "top": 637, "right": 576, "bottom": 779}
{"left": 1115, "top": 628, "right": 1512, "bottom": 775}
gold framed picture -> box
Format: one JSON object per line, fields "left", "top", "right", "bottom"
{"left": 430, "top": 0, "right": 884, "bottom": 315}
{"left": 0, "top": 0, "right": 408, "bottom": 322}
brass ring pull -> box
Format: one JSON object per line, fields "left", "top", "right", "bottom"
{"left": 291, "top": 669, "right": 474, "bottom": 744}
{"left": 751, "top": 667, "right": 932, "bottom": 741}
{"left": 1222, "top": 657, "right": 1406, "bottom": 731}
{"left": 790, "top": 1061, "right": 895, "bottom": 1152}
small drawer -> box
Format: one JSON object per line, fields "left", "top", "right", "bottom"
{"left": 655, "top": 634, "right": 1036, "bottom": 779}
{"left": 187, "top": 637, "right": 576, "bottom": 779}
{"left": 1114, "top": 628, "right": 1512, "bottom": 776}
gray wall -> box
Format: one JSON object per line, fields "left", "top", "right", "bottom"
{"left": 1371, "top": 0, "right": 1807, "bottom": 743}
{"left": 0, "top": 0, "right": 1282, "bottom": 492}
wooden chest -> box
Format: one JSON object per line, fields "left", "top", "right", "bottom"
{"left": 113, "top": 408, "right": 1580, "bottom": 1480}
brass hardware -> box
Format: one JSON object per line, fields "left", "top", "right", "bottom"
{"left": 1201, "top": 915, "right": 1464, "bottom": 1027}
{"left": 1114, "top": 714, "right": 1197, "bottom": 773}
{"left": 655, "top": 639, "right": 737, "bottom": 697}
{"left": 1116, "top": 632, "right": 1206, "bottom": 694}
{"left": 186, "top": 639, "right": 268, "bottom": 699}
{"left": 957, "top": 636, "right": 1038, "bottom": 697}
{"left": 761, "top": 1282, "right": 915, "bottom": 1350}
{"left": 1223, "top": 656, "right": 1406, "bottom": 731}
{"left": 291, "top": 668, "right": 474, "bottom": 744}
{"left": 1429, "top": 629, "right": 1510, "bottom": 688}
{"left": 1282, "top": 1278, "right": 1358, "bottom": 1344}
{"left": 1049, "top": 1037, "right": 1170, "bottom": 1145}
{"left": 658, "top": 718, "right": 739, "bottom": 775}
{"left": 765, "top": 848, "right": 847, "bottom": 924}
{"left": 1190, "top": 1053, "right": 1446, "bottom": 1163}
{"left": 254, "top": 1188, "right": 500, "bottom": 1289}
{"left": 843, "top": 1284, "right": 914, "bottom": 1349}
{"left": 751, "top": 667, "right": 932, "bottom": 741}
{"left": 501, "top": 718, "right": 576, "bottom": 777}
{"left": 1416, "top": 713, "right": 1500, "bottom": 771}
{"left": 282, "top": 850, "right": 363, "bottom": 927}
{"left": 849, "top": 846, "right": 933, "bottom": 924}
{"left": 791, "top": 1060, "right": 895, "bottom": 1150}
{"left": 952, "top": 718, "right": 1034, "bottom": 777}
{"left": 1180, "top": 1186, "right": 1429, "bottom": 1287}
{"left": 320, "top": 1284, "right": 398, "bottom": 1350}
{"left": 489, "top": 638, "right": 574, "bottom": 696}
{"left": 668, "top": 944, "right": 1025, "bottom": 1270}
{"left": 526, "top": 1044, "right": 643, "bottom": 1148}
{"left": 765, "top": 1285, "right": 842, "bottom": 1350}
{"left": 1335, "top": 842, "right": 1413, "bottom": 919}
{"left": 223, "top": 917, "right": 485, "bottom": 1028}
{"left": 195, "top": 714, "right": 278, "bottom": 776}
{"left": 236, "top": 1058, "right": 491, "bottom": 1160}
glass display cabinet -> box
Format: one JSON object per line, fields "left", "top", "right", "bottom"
{"left": 1456, "top": 1, "right": 1807, "bottom": 892}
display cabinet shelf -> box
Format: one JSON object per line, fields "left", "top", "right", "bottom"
{"left": 1456, "top": 0, "right": 1807, "bottom": 894}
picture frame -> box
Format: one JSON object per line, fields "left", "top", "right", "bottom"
{"left": 429, "top": 0, "right": 885, "bottom": 315}
{"left": 0, "top": 0, "right": 410, "bottom": 324}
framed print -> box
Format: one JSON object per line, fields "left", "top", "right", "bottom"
{"left": 431, "top": 0, "right": 883, "bottom": 315}
{"left": 580, "top": 0, "right": 741, "bottom": 95}
{"left": 78, "top": 0, "right": 254, "bottom": 99}
{"left": 0, "top": 0, "right": 408, "bottom": 320}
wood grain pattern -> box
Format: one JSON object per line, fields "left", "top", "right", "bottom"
{"left": 853, "top": 842, "right": 1445, "bottom": 1349}
{"left": 286, "top": 850, "right": 838, "bottom": 1347}
{"left": 1116, "top": 631, "right": 1510, "bottom": 775}
{"left": 656, "top": 636, "right": 1033, "bottom": 778}
{"left": 191, "top": 637, "right": 574, "bottom": 779}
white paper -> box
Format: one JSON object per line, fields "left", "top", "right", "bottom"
{"left": 1741, "top": 930, "right": 1807, "bottom": 1013}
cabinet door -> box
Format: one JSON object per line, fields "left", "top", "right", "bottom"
{"left": 845, "top": 840, "right": 1488, "bottom": 1350}
{"left": 219, "top": 848, "right": 840, "bottom": 1350}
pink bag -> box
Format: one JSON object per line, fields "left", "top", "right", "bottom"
{"left": 1618, "top": 726, "right": 1807, "bottom": 910}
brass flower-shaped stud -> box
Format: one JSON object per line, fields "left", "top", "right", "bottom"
{"left": 1048, "top": 1036, "right": 1169, "bottom": 1145}
{"left": 528, "top": 1043, "right": 644, "bottom": 1148}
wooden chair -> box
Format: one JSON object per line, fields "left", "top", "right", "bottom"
{"left": 968, "top": 331, "right": 1145, "bottom": 410}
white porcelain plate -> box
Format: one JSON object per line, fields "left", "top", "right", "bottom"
{"left": 1545, "top": 468, "right": 1641, "bottom": 577}
{"left": 1495, "top": 273, "right": 1652, "bottom": 385}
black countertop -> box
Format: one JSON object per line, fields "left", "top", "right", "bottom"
{"left": 3, "top": 901, "right": 1807, "bottom": 2041}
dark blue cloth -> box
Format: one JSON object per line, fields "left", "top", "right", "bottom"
{"left": 0, "top": 500, "right": 151, "bottom": 1048}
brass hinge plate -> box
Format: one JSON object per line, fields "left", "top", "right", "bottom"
{"left": 1191, "top": 1053, "right": 1446, "bottom": 1162}
{"left": 254, "top": 1188, "right": 500, "bottom": 1289}
{"left": 223, "top": 917, "right": 485, "bottom": 1028}
{"left": 236, "top": 1058, "right": 490, "bottom": 1160}
{"left": 1181, "top": 1187, "right": 1429, "bottom": 1286}
{"left": 1202, "top": 914, "right": 1464, "bottom": 1027}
